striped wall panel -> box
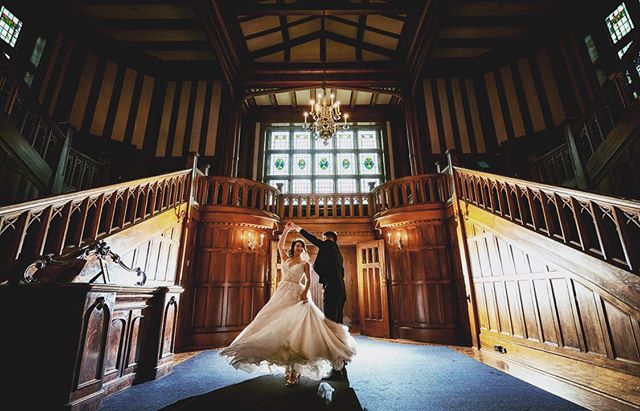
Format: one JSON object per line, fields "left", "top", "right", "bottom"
{"left": 422, "top": 36, "right": 598, "bottom": 154}
{"left": 30, "top": 35, "right": 223, "bottom": 157}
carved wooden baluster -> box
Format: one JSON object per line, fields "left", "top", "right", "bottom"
{"left": 494, "top": 182, "right": 506, "bottom": 216}
{"left": 33, "top": 205, "right": 54, "bottom": 258}
{"left": 220, "top": 181, "right": 230, "bottom": 206}
{"left": 51, "top": 202, "right": 73, "bottom": 255}
{"left": 118, "top": 188, "right": 131, "bottom": 229}
{"left": 569, "top": 197, "right": 590, "bottom": 252}
{"left": 142, "top": 183, "right": 152, "bottom": 217}
{"left": 538, "top": 191, "right": 556, "bottom": 238}
{"left": 211, "top": 179, "right": 220, "bottom": 206}
{"left": 339, "top": 195, "right": 345, "bottom": 217}
{"left": 426, "top": 177, "right": 435, "bottom": 203}
{"left": 131, "top": 186, "right": 142, "bottom": 223}
{"left": 69, "top": 197, "right": 90, "bottom": 247}
{"left": 332, "top": 195, "right": 337, "bottom": 217}
{"left": 553, "top": 194, "right": 571, "bottom": 244}
{"left": 524, "top": 187, "right": 540, "bottom": 231}
{"left": 588, "top": 201, "right": 611, "bottom": 261}
{"left": 357, "top": 194, "right": 364, "bottom": 216}
{"left": 241, "top": 184, "right": 249, "bottom": 208}
{"left": 87, "top": 194, "right": 105, "bottom": 242}
{"left": 2, "top": 212, "right": 28, "bottom": 275}
{"left": 612, "top": 207, "right": 638, "bottom": 271}
{"left": 278, "top": 194, "right": 285, "bottom": 217}
{"left": 230, "top": 181, "right": 239, "bottom": 207}
{"left": 255, "top": 187, "right": 263, "bottom": 211}
{"left": 401, "top": 182, "right": 409, "bottom": 205}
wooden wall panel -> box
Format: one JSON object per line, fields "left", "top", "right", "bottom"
{"left": 181, "top": 218, "right": 273, "bottom": 349}
{"left": 466, "top": 220, "right": 640, "bottom": 375}
{"left": 383, "top": 220, "right": 462, "bottom": 343}
{"left": 420, "top": 35, "right": 598, "bottom": 154}
{"left": 28, "top": 33, "right": 223, "bottom": 158}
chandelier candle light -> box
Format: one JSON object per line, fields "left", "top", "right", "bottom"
{"left": 303, "top": 87, "right": 349, "bottom": 145}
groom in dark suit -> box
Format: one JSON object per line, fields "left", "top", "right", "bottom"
{"left": 288, "top": 222, "right": 348, "bottom": 382}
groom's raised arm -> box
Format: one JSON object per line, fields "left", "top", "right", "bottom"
{"left": 298, "top": 228, "right": 324, "bottom": 248}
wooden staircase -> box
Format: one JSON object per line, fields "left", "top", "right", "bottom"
{"left": 0, "top": 54, "right": 106, "bottom": 206}
{"left": 448, "top": 158, "right": 640, "bottom": 409}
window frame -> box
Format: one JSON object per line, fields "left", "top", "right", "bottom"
{"left": 263, "top": 124, "right": 386, "bottom": 194}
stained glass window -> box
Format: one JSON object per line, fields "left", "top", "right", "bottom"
{"left": 336, "top": 153, "right": 355, "bottom": 175}
{"left": 359, "top": 153, "right": 380, "bottom": 174}
{"left": 268, "top": 180, "right": 289, "bottom": 193}
{"left": 269, "top": 154, "right": 289, "bottom": 175}
{"left": 358, "top": 130, "right": 378, "bottom": 149}
{"left": 584, "top": 35, "right": 599, "bottom": 63}
{"left": 337, "top": 179, "right": 357, "bottom": 193}
{"left": 30, "top": 37, "right": 46, "bottom": 67}
{"left": 271, "top": 131, "right": 289, "bottom": 150}
{"left": 315, "top": 155, "right": 333, "bottom": 175}
{"left": 293, "top": 132, "right": 311, "bottom": 150}
{"left": 336, "top": 131, "right": 355, "bottom": 149}
{"left": 292, "top": 179, "right": 312, "bottom": 194}
{"left": 0, "top": 6, "right": 22, "bottom": 48}
{"left": 292, "top": 153, "right": 311, "bottom": 175}
{"left": 606, "top": 3, "right": 634, "bottom": 44}
{"left": 315, "top": 179, "right": 335, "bottom": 194}
{"left": 360, "top": 178, "right": 381, "bottom": 192}
{"left": 264, "top": 126, "right": 384, "bottom": 193}
{"left": 619, "top": 41, "right": 633, "bottom": 58}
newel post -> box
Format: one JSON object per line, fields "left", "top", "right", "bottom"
{"left": 446, "top": 149, "right": 481, "bottom": 348}
{"left": 564, "top": 121, "right": 588, "bottom": 190}
{"left": 48, "top": 124, "right": 73, "bottom": 195}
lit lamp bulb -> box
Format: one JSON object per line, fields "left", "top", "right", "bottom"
{"left": 304, "top": 112, "right": 308, "bottom": 125}
{"left": 343, "top": 113, "right": 349, "bottom": 124}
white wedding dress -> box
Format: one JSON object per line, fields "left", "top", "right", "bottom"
{"left": 220, "top": 258, "right": 357, "bottom": 380}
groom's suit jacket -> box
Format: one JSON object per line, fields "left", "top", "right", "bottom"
{"left": 299, "top": 229, "right": 345, "bottom": 289}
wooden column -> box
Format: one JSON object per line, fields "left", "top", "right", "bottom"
{"left": 447, "top": 149, "right": 481, "bottom": 348}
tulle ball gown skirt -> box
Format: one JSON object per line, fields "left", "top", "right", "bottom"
{"left": 220, "top": 279, "right": 357, "bottom": 380}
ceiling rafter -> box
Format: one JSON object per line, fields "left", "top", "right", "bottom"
{"left": 324, "top": 31, "right": 396, "bottom": 59}
{"left": 232, "top": 0, "right": 412, "bottom": 16}
{"left": 325, "top": 15, "right": 402, "bottom": 39}
{"left": 243, "top": 16, "right": 319, "bottom": 41}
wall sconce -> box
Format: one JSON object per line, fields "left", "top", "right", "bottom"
{"left": 386, "top": 230, "right": 406, "bottom": 249}
{"left": 246, "top": 231, "right": 265, "bottom": 250}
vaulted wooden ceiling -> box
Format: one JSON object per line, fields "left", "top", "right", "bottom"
{"left": 68, "top": 0, "right": 559, "bottom": 98}
{"left": 73, "top": 1, "right": 216, "bottom": 62}
{"left": 431, "top": 0, "right": 553, "bottom": 61}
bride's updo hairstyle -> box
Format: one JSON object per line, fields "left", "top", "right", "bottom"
{"left": 288, "top": 239, "right": 307, "bottom": 257}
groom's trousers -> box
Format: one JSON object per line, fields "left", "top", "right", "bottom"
{"left": 323, "top": 280, "right": 346, "bottom": 324}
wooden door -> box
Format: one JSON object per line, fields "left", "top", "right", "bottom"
{"left": 356, "top": 240, "right": 390, "bottom": 337}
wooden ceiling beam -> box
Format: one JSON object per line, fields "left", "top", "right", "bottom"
{"left": 406, "top": 0, "right": 441, "bottom": 94}
{"left": 89, "top": 18, "right": 202, "bottom": 30}
{"left": 441, "top": 15, "right": 543, "bottom": 27}
{"left": 232, "top": 0, "right": 412, "bottom": 16}
{"left": 124, "top": 40, "right": 212, "bottom": 51}
{"left": 250, "top": 106, "right": 395, "bottom": 123}
{"left": 194, "top": 0, "right": 240, "bottom": 96}
{"left": 324, "top": 31, "right": 396, "bottom": 58}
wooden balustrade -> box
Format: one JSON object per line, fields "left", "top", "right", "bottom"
{"left": 278, "top": 193, "right": 372, "bottom": 218}
{"left": 196, "top": 176, "right": 280, "bottom": 215}
{"left": 371, "top": 173, "right": 449, "bottom": 214}
{"left": 64, "top": 148, "right": 104, "bottom": 191}
{"left": 533, "top": 142, "right": 575, "bottom": 186}
{"left": 0, "top": 169, "right": 192, "bottom": 283}
{"left": 454, "top": 167, "right": 640, "bottom": 274}
{"left": 0, "top": 55, "right": 105, "bottom": 194}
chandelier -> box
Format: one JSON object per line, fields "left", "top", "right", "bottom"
{"left": 302, "top": 80, "right": 349, "bottom": 145}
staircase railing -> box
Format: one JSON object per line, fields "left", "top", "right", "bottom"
{"left": 0, "top": 169, "right": 191, "bottom": 283}
{"left": 196, "top": 176, "right": 280, "bottom": 215}
{"left": 454, "top": 167, "right": 640, "bottom": 274}
{"left": 371, "top": 173, "right": 450, "bottom": 215}
{"left": 279, "top": 193, "right": 373, "bottom": 218}
{"left": 532, "top": 37, "right": 640, "bottom": 188}
{"left": 0, "top": 54, "right": 104, "bottom": 194}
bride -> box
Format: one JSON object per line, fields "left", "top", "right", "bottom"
{"left": 220, "top": 224, "right": 357, "bottom": 386}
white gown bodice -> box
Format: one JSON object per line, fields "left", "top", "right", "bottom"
{"left": 281, "top": 259, "right": 306, "bottom": 283}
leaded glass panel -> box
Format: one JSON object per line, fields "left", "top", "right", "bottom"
{"left": 359, "top": 153, "right": 380, "bottom": 174}
{"left": 268, "top": 180, "right": 289, "bottom": 193}
{"left": 315, "top": 155, "right": 334, "bottom": 175}
{"left": 336, "top": 153, "right": 356, "bottom": 175}
{"left": 293, "top": 132, "right": 311, "bottom": 150}
{"left": 292, "top": 179, "right": 312, "bottom": 194}
{"left": 315, "top": 179, "right": 335, "bottom": 194}
{"left": 271, "top": 131, "right": 290, "bottom": 150}
{"left": 360, "top": 178, "right": 381, "bottom": 192}
{"left": 606, "top": 3, "right": 634, "bottom": 44}
{"left": 337, "top": 179, "right": 357, "bottom": 193}
{"left": 269, "top": 154, "right": 289, "bottom": 176}
{"left": 0, "top": 6, "right": 22, "bottom": 47}
{"left": 357, "top": 130, "right": 378, "bottom": 149}
{"left": 336, "top": 131, "right": 355, "bottom": 149}
{"left": 292, "top": 153, "right": 311, "bottom": 175}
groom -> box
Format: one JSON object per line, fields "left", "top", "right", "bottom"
{"left": 287, "top": 222, "right": 348, "bottom": 383}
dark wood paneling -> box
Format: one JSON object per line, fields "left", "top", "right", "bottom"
{"left": 466, "top": 220, "right": 640, "bottom": 375}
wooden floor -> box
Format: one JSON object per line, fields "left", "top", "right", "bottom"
{"left": 452, "top": 345, "right": 640, "bottom": 411}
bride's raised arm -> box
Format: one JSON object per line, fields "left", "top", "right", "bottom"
{"left": 278, "top": 223, "right": 291, "bottom": 262}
